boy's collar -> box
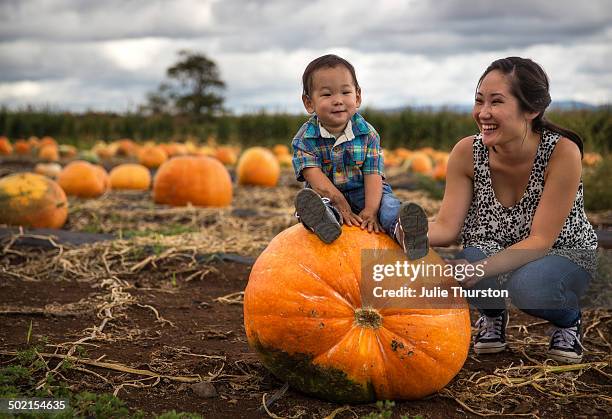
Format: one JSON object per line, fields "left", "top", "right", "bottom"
{"left": 319, "top": 119, "right": 355, "bottom": 141}
{"left": 304, "top": 113, "right": 369, "bottom": 139}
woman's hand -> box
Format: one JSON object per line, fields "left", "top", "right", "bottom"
{"left": 444, "top": 258, "right": 483, "bottom": 288}
{"left": 358, "top": 208, "right": 382, "bottom": 233}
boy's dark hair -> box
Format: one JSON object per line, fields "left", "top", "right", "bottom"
{"left": 302, "top": 54, "right": 360, "bottom": 97}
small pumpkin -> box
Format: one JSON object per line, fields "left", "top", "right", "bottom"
{"left": 153, "top": 156, "right": 232, "bottom": 207}
{"left": 409, "top": 152, "right": 432, "bottom": 174}
{"left": 138, "top": 145, "right": 168, "bottom": 169}
{"left": 39, "top": 136, "right": 57, "bottom": 148}
{"left": 13, "top": 140, "right": 31, "bottom": 155}
{"left": 0, "top": 136, "right": 13, "bottom": 155}
{"left": 0, "top": 172, "right": 68, "bottom": 228}
{"left": 34, "top": 162, "right": 63, "bottom": 179}
{"left": 109, "top": 163, "right": 151, "bottom": 190}
{"left": 272, "top": 144, "right": 290, "bottom": 157}
{"left": 244, "top": 225, "right": 470, "bottom": 402}
{"left": 58, "top": 160, "right": 109, "bottom": 198}
{"left": 114, "top": 139, "right": 138, "bottom": 157}
{"left": 214, "top": 146, "right": 238, "bottom": 165}
{"left": 236, "top": 147, "right": 280, "bottom": 187}
{"left": 38, "top": 144, "right": 60, "bottom": 162}
{"left": 58, "top": 144, "right": 78, "bottom": 159}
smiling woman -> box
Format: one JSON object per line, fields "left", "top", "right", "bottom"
{"left": 426, "top": 56, "right": 598, "bottom": 364}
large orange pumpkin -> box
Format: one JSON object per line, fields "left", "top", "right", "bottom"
{"left": 109, "top": 163, "right": 151, "bottom": 190}
{"left": 153, "top": 156, "right": 232, "bottom": 207}
{"left": 138, "top": 145, "right": 168, "bottom": 169}
{"left": 0, "top": 172, "right": 68, "bottom": 228}
{"left": 236, "top": 147, "right": 280, "bottom": 187}
{"left": 58, "top": 160, "right": 109, "bottom": 198}
{"left": 244, "top": 225, "right": 471, "bottom": 402}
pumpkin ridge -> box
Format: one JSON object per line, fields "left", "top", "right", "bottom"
{"left": 377, "top": 325, "right": 443, "bottom": 366}
{"left": 296, "top": 262, "right": 356, "bottom": 310}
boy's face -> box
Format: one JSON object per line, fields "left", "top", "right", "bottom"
{"left": 302, "top": 65, "right": 362, "bottom": 135}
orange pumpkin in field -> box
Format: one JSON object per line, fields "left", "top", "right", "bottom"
{"left": 236, "top": 147, "right": 280, "bottom": 187}
{"left": 0, "top": 137, "right": 12, "bottom": 155}
{"left": 409, "top": 152, "right": 433, "bottom": 174}
{"left": 244, "top": 225, "right": 471, "bottom": 402}
{"left": 34, "top": 162, "right": 63, "bottom": 179}
{"left": 0, "top": 172, "right": 68, "bottom": 228}
{"left": 214, "top": 146, "right": 238, "bottom": 165}
{"left": 138, "top": 145, "right": 168, "bottom": 169}
{"left": 58, "top": 160, "right": 109, "bottom": 198}
{"left": 109, "top": 163, "right": 151, "bottom": 190}
{"left": 38, "top": 144, "right": 60, "bottom": 162}
{"left": 13, "top": 140, "right": 31, "bottom": 155}
{"left": 153, "top": 156, "right": 232, "bottom": 207}
{"left": 272, "top": 144, "right": 290, "bottom": 157}
{"left": 115, "top": 139, "right": 138, "bottom": 157}
{"left": 39, "top": 136, "right": 57, "bottom": 148}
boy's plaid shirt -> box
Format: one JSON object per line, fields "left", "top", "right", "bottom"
{"left": 291, "top": 113, "right": 385, "bottom": 192}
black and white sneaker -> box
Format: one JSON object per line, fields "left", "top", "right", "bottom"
{"left": 395, "top": 202, "right": 429, "bottom": 260}
{"left": 295, "top": 188, "right": 342, "bottom": 244}
{"left": 547, "top": 318, "right": 584, "bottom": 364}
{"left": 473, "top": 311, "right": 508, "bottom": 354}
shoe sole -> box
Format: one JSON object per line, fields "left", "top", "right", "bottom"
{"left": 295, "top": 189, "right": 341, "bottom": 244}
{"left": 546, "top": 349, "right": 583, "bottom": 364}
{"left": 474, "top": 344, "right": 507, "bottom": 354}
{"left": 399, "top": 202, "right": 429, "bottom": 260}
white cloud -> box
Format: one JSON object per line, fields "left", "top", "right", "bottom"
{"left": 0, "top": 0, "right": 610, "bottom": 112}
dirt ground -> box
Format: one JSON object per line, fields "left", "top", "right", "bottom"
{"left": 0, "top": 160, "right": 610, "bottom": 418}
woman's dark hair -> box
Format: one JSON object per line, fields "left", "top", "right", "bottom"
{"left": 302, "top": 54, "right": 360, "bottom": 97}
{"left": 477, "top": 57, "right": 583, "bottom": 156}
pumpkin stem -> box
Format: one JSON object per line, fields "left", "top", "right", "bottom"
{"left": 354, "top": 307, "right": 382, "bottom": 329}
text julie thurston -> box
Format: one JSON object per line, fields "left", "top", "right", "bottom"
{"left": 370, "top": 261, "right": 509, "bottom": 299}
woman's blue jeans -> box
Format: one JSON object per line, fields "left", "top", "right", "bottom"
{"left": 459, "top": 247, "right": 591, "bottom": 327}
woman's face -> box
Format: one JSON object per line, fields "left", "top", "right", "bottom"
{"left": 472, "top": 70, "right": 532, "bottom": 148}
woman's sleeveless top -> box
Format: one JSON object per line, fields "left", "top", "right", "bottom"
{"left": 460, "top": 129, "right": 598, "bottom": 276}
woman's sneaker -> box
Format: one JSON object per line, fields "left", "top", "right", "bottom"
{"left": 395, "top": 202, "right": 429, "bottom": 260}
{"left": 473, "top": 311, "right": 508, "bottom": 354}
{"left": 547, "top": 318, "right": 583, "bottom": 364}
{"left": 295, "top": 188, "right": 342, "bottom": 244}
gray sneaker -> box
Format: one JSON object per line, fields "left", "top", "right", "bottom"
{"left": 395, "top": 202, "right": 429, "bottom": 260}
{"left": 547, "top": 318, "right": 584, "bottom": 364}
{"left": 295, "top": 188, "right": 341, "bottom": 244}
{"left": 474, "top": 311, "right": 508, "bottom": 354}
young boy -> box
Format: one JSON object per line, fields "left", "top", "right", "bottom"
{"left": 291, "top": 54, "right": 428, "bottom": 260}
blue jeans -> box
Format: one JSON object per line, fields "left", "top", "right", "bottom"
{"left": 459, "top": 247, "right": 592, "bottom": 327}
{"left": 325, "top": 183, "right": 401, "bottom": 239}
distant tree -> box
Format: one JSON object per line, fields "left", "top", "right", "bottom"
{"left": 143, "top": 50, "right": 225, "bottom": 119}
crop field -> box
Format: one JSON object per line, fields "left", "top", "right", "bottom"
{"left": 0, "top": 145, "right": 611, "bottom": 418}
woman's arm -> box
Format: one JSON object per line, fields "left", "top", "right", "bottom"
{"left": 462, "top": 137, "right": 582, "bottom": 285}
{"left": 428, "top": 136, "right": 475, "bottom": 247}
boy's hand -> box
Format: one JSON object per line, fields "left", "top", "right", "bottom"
{"left": 335, "top": 199, "right": 363, "bottom": 226}
{"left": 359, "top": 208, "right": 382, "bottom": 233}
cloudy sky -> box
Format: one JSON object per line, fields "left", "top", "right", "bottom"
{"left": 1, "top": 0, "right": 611, "bottom": 113}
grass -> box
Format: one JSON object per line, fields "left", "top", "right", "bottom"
{"left": 583, "top": 157, "right": 612, "bottom": 211}
{"left": 0, "top": 340, "right": 203, "bottom": 418}
{"left": 360, "top": 401, "right": 424, "bottom": 419}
